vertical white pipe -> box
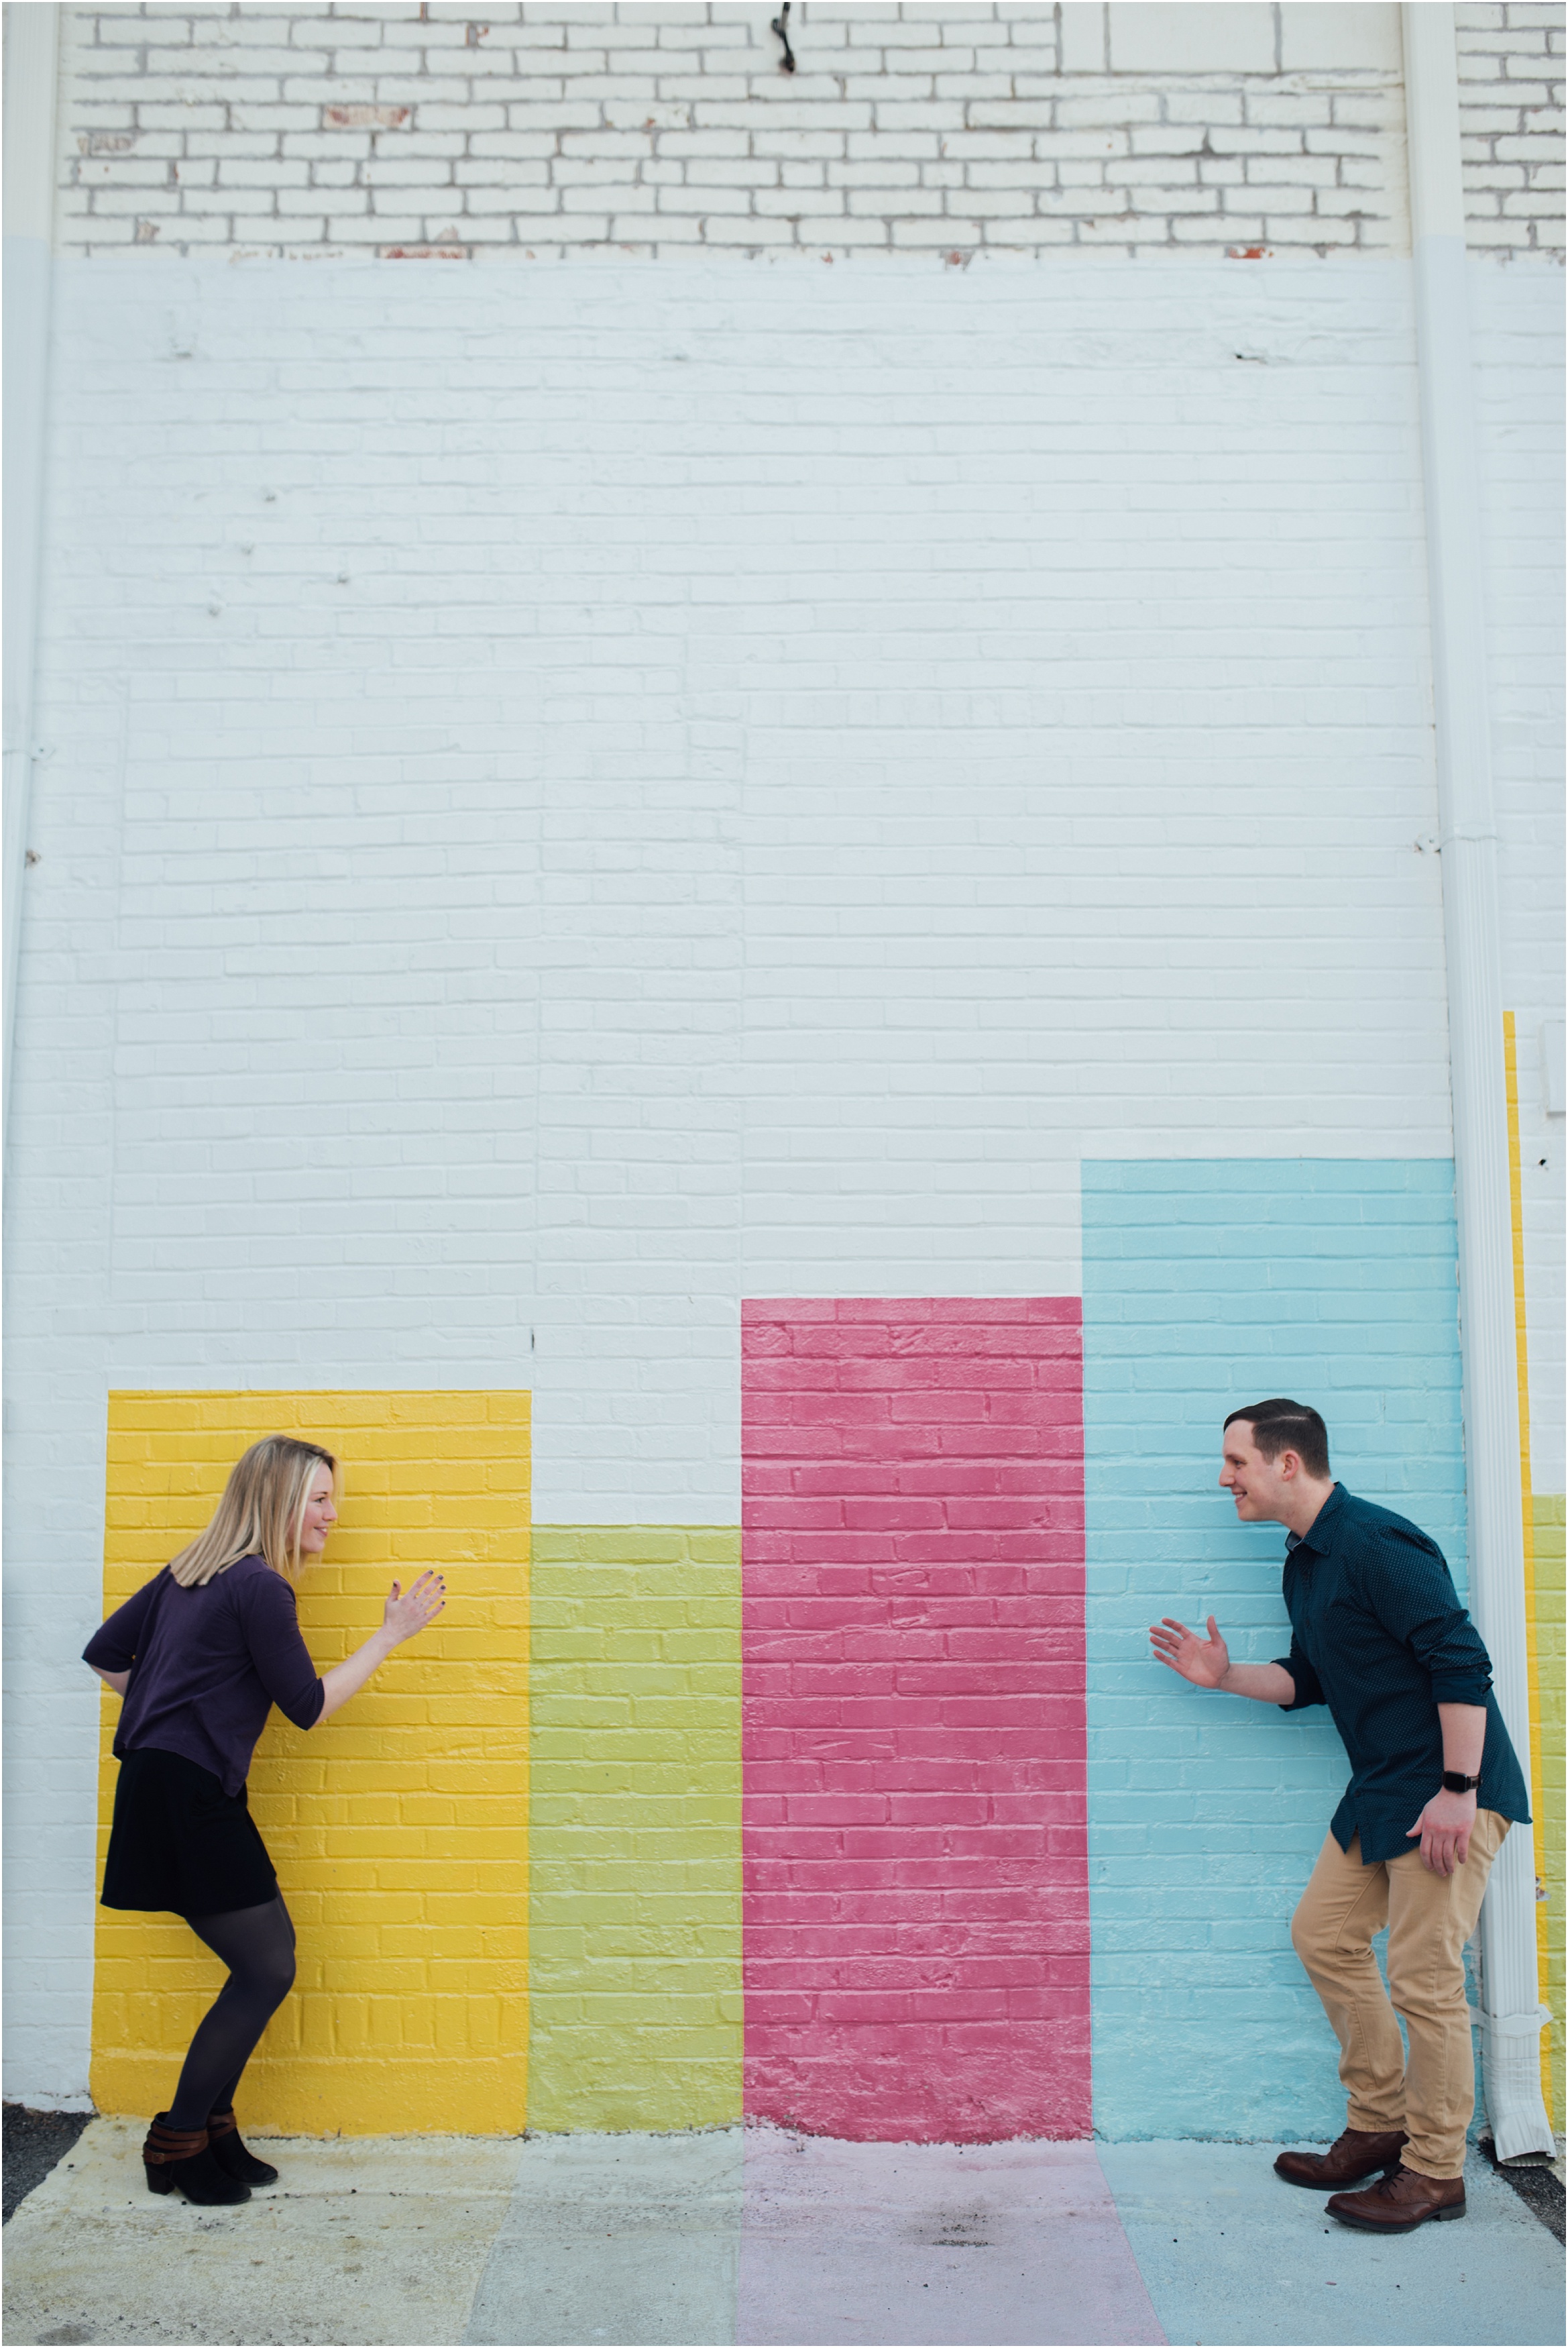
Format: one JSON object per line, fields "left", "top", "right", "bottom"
{"left": 1402, "top": 2, "right": 1553, "bottom": 2164}
{"left": 3, "top": 2, "right": 61, "bottom": 1142}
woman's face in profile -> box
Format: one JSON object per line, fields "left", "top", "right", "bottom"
{"left": 298, "top": 1467, "right": 338, "bottom": 1558}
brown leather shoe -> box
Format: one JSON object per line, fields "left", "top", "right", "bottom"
{"left": 1274, "top": 2127, "right": 1408, "bottom": 2188}
{"left": 1327, "top": 2164, "right": 1465, "bottom": 2231}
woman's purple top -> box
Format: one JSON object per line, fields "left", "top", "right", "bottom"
{"left": 84, "top": 1554, "right": 325, "bottom": 1797}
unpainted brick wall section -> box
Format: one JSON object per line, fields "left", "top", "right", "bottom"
{"left": 54, "top": 1, "right": 1563, "bottom": 262}
{"left": 1457, "top": 0, "right": 1567, "bottom": 250}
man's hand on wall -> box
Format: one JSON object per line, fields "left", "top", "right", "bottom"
{"left": 1149, "top": 1615, "right": 1231, "bottom": 1689}
{"left": 1407, "top": 1788, "right": 1477, "bottom": 1876}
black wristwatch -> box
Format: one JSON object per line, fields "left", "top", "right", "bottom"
{"left": 1441, "top": 1770, "right": 1480, "bottom": 1794}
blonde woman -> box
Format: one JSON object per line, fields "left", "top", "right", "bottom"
{"left": 83, "top": 1434, "right": 444, "bottom": 2206}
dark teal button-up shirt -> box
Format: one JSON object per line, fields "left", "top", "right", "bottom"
{"left": 1271, "top": 1483, "right": 1530, "bottom": 1864}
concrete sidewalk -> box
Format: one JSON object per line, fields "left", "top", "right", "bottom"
{"left": 3, "top": 2120, "right": 1561, "bottom": 2348}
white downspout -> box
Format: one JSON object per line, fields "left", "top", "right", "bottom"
{"left": 3, "top": 2, "right": 61, "bottom": 1143}
{"left": 1401, "top": 3, "right": 1553, "bottom": 2164}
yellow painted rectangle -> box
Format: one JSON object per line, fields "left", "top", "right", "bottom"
{"left": 91, "top": 1390, "right": 528, "bottom": 2136}
{"left": 528, "top": 1526, "right": 741, "bottom": 2132}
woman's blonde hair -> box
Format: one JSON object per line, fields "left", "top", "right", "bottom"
{"left": 168, "top": 1435, "right": 339, "bottom": 1588}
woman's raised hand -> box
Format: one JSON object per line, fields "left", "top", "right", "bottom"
{"left": 382, "top": 1570, "right": 446, "bottom": 1646}
{"left": 1148, "top": 1614, "right": 1230, "bottom": 1689}
{"left": 317, "top": 1570, "right": 448, "bottom": 1721}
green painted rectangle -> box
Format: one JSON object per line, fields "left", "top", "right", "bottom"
{"left": 528, "top": 1526, "right": 742, "bottom": 2132}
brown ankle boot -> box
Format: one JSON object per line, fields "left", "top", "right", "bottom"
{"left": 1274, "top": 2126, "right": 1408, "bottom": 2188}
{"left": 207, "top": 2107, "right": 278, "bottom": 2188}
{"left": 142, "top": 2114, "right": 250, "bottom": 2206}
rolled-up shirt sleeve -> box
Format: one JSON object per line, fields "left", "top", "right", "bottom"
{"left": 233, "top": 1570, "right": 325, "bottom": 1730}
{"left": 1357, "top": 1528, "right": 1494, "bottom": 1705}
{"left": 1273, "top": 1636, "right": 1326, "bottom": 1711}
{"left": 83, "top": 1575, "right": 160, "bottom": 1673}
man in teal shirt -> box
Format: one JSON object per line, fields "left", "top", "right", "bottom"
{"left": 1150, "top": 1398, "right": 1530, "bottom": 2234}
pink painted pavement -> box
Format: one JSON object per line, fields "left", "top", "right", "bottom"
{"left": 741, "top": 1298, "right": 1089, "bottom": 2142}
{"left": 736, "top": 2131, "right": 1166, "bottom": 2346}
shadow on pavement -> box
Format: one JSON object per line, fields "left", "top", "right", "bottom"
{"left": 3, "top": 2106, "right": 93, "bottom": 2228}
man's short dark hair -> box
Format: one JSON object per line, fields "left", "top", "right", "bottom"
{"left": 1223, "top": 1398, "right": 1331, "bottom": 1480}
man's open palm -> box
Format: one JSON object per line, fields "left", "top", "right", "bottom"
{"left": 1150, "top": 1615, "right": 1230, "bottom": 1689}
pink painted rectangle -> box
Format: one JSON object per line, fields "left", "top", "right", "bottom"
{"left": 742, "top": 1298, "right": 1089, "bottom": 2142}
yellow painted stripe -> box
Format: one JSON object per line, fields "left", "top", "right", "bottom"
{"left": 92, "top": 1390, "right": 529, "bottom": 2136}
{"left": 528, "top": 1526, "right": 741, "bottom": 2132}
{"left": 1503, "top": 1015, "right": 1553, "bottom": 2123}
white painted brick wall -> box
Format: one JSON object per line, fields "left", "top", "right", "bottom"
{"left": 1473, "top": 264, "right": 1568, "bottom": 1484}
{"left": 49, "top": 0, "right": 1451, "bottom": 262}
{"left": 6, "top": 255, "right": 1561, "bottom": 2107}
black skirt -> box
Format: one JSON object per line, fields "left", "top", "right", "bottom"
{"left": 101, "top": 1746, "right": 278, "bottom": 1917}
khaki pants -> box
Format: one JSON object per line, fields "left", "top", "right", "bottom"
{"left": 1289, "top": 1810, "right": 1508, "bottom": 2180}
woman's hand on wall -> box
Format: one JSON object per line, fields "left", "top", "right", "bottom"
{"left": 382, "top": 1570, "right": 445, "bottom": 1647}
{"left": 317, "top": 1571, "right": 447, "bottom": 1721}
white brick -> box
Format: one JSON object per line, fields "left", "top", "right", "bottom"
{"left": 1056, "top": 94, "right": 1162, "bottom": 129}
{"left": 74, "top": 158, "right": 174, "bottom": 187}
{"left": 657, "top": 129, "right": 749, "bottom": 157}
{"left": 830, "top": 160, "right": 921, "bottom": 189}
{"left": 652, "top": 184, "right": 751, "bottom": 215}
{"left": 846, "top": 131, "right": 940, "bottom": 160}
{"left": 362, "top": 158, "right": 455, "bottom": 188}
{"left": 940, "top": 131, "right": 1035, "bottom": 159}
{"left": 963, "top": 162, "right": 1048, "bottom": 191}
{"left": 701, "top": 215, "right": 794, "bottom": 244}
{"left": 457, "top": 163, "right": 551, "bottom": 190}
{"left": 891, "top": 214, "right": 981, "bottom": 243}
{"left": 14, "top": 58, "right": 1565, "bottom": 2150}
{"left": 1245, "top": 152, "right": 1340, "bottom": 186}
{"left": 230, "top": 105, "right": 322, "bottom": 131}
{"left": 752, "top": 131, "right": 846, "bottom": 159}
{"left": 850, "top": 183, "right": 944, "bottom": 215}
{"left": 283, "top": 132, "right": 375, "bottom": 159}
{"left": 958, "top": 189, "right": 1039, "bottom": 217}
{"left": 559, "top": 131, "right": 657, "bottom": 158}
{"left": 471, "top": 134, "right": 560, "bottom": 159}
{"left": 983, "top": 215, "right": 1076, "bottom": 244}
{"left": 216, "top": 160, "right": 313, "bottom": 186}
{"left": 418, "top": 102, "right": 508, "bottom": 129}
{"left": 685, "top": 159, "right": 777, "bottom": 187}
{"left": 1034, "top": 127, "right": 1130, "bottom": 158}
{"left": 1244, "top": 94, "right": 1335, "bottom": 129}
{"left": 1129, "top": 125, "right": 1209, "bottom": 158}
{"left": 795, "top": 213, "right": 890, "bottom": 242}
{"left": 753, "top": 185, "right": 817, "bottom": 213}
{"left": 89, "top": 186, "right": 184, "bottom": 216}
{"left": 505, "top": 103, "right": 603, "bottom": 131}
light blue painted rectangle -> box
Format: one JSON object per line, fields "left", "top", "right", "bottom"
{"left": 1082, "top": 1158, "right": 1464, "bottom": 2142}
